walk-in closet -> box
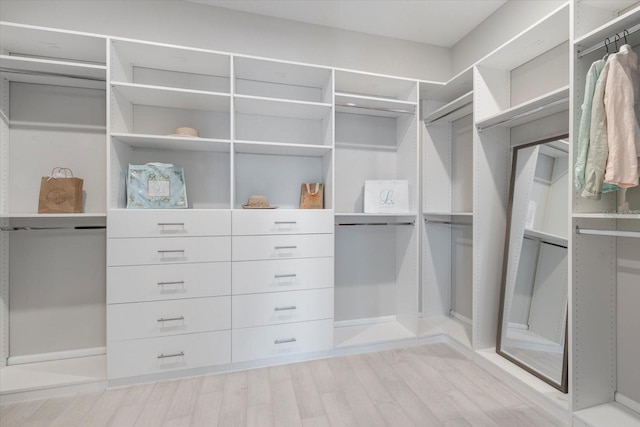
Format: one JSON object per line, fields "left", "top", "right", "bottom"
{"left": 1, "top": 1, "right": 639, "bottom": 426}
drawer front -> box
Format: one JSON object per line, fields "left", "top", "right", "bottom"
{"left": 232, "top": 258, "right": 333, "bottom": 295}
{"left": 108, "top": 330, "right": 231, "bottom": 379}
{"left": 232, "top": 319, "right": 334, "bottom": 363}
{"left": 108, "top": 262, "right": 230, "bottom": 303}
{"left": 232, "top": 209, "right": 334, "bottom": 235}
{"left": 108, "top": 236, "right": 231, "bottom": 266}
{"left": 108, "top": 209, "right": 231, "bottom": 238}
{"left": 232, "top": 288, "right": 333, "bottom": 328}
{"left": 232, "top": 234, "right": 333, "bottom": 261}
{"left": 108, "top": 296, "right": 231, "bottom": 341}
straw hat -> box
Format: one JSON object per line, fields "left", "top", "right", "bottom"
{"left": 242, "top": 195, "right": 277, "bottom": 209}
{"left": 170, "top": 127, "right": 199, "bottom": 138}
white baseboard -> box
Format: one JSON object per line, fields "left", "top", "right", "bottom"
{"left": 7, "top": 347, "right": 106, "bottom": 365}
{"left": 616, "top": 392, "right": 640, "bottom": 416}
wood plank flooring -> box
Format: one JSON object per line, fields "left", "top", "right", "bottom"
{"left": 0, "top": 343, "right": 565, "bottom": 427}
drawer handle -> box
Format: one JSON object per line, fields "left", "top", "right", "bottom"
{"left": 157, "top": 316, "right": 185, "bottom": 322}
{"left": 274, "top": 274, "right": 297, "bottom": 279}
{"left": 157, "top": 280, "right": 185, "bottom": 286}
{"left": 158, "top": 222, "right": 185, "bottom": 227}
{"left": 274, "top": 306, "right": 297, "bottom": 312}
{"left": 274, "top": 221, "right": 297, "bottom": 225}
{"left": 157, "top": 351, "right": 184, "bottom": 359}
{"left": 274, "top": 338, "right": 297, "bottom": 345}
{"left": 274, "top": 246, "right": 297, "bottom": 250}
{"left": 157, "top": 249, "right": 185, "bottom": 255}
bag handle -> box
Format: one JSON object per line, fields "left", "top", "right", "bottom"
{"left": 305, "top": 183, "right": 320, "bottom": 195}
{"left": 47, "top": 167, "right": 74, "bottom": 181}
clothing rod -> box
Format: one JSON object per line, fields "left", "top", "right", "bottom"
{"left": 335, "top": 102, "right": 415, "bottom": 115}
{"left": 476, "top": 97, "right": 569, "bottom": 132}
{"left": 577, "top": 23, "right": 640, "bottom": 58}
{"left": 0, "top": 225, "right": 106, "bottom": 232}
{"left": 424, "top": 219, "right": 472, "bottom": 226}
{"left": 335, "top": 222, "right": 414, "bottom": 226}
{"left": 424, "top": 100, "right": 473, "bottom": 126}
{"left": 0, "top": 67, "right": 106, "bottom": 82}
{"left": 575, "top": 226, "right": 640, "bottom": 239}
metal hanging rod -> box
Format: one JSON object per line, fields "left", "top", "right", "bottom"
{"left": 577, "top": 23, "right": 640, "bottom": 58}
{"left": 335, "top": 102, "right": 415, "bottom": 115}
{"left": 575, "top": 226, "right": 640, "bottom": 239}
{"left": 424, "top": 99, "right": 473, "bottom": 126}
{"left": 476, "top": 97, "right": 569, "bottom": 132}
{"left": 0, "top": 67, "right": 106, "bottom": 82}
{"left": 335, "top": 222, "right": 414, "bottom": 226}
{"left": 0, "top": 225, "right": 106, "bottom": 232}
{"left": 425, "top": 219, "right": 472, "bottom": 226}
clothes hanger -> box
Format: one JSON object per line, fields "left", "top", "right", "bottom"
{"left": 603, "top": 37, "right": 610, "bottom": 60}
{"left": 614, "top": 34, "right": 620, "bottom": 52}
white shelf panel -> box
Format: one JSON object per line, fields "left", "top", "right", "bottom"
{"left": 575, "top": 5, "right": 640, "bottom": 57}
{"left": 234, "top": 140, "right": 331, "bottom": 157}
{"left": 420, "top": 67, "right": 473, "bottom": 102}
{"left": 423, "top": 211, "right": 474, "bottom": 217}
{"left": 573, "top": 213, "right": 640, "bottom": 220}
{"left": 335, "top": 69, "right": 417, "bottom": 100}
{"left": 0, "top": 21, "right": 106, "bottom": 64}
{"left": 234, "top": 55, "right": 331, "bottom": 88}
{"left": 234, "top": 95, "right": 332, "bottom": 120}
{"left": 574, "top": 402, "right": 640, "bottom": 427}
{"left": 112, "top": 132, "right": 231, "bottom": 152}
{"left": 111, "top": 38, "right": 230, "bottom": 77}
{"left": 0, "top": 55, "right": 106, "bottom": 82}
{"left": 525, "top": 228, "right": 568, "bottom": 247}
{"left": 476, "top": 86, "right": 569, "bottom": 131}
{"left": 334, "top": 320, "right": 415, "bottom": 348}
{"left": 335, "top": 92, "right": 416, "bottom": 118}
{"left": 423, "top": 91, "right": 473, "bottom": 125}
{"left": 112, "top": 82, "right": 230, "bottom": 111}
{"left": 476, "top": 3, "right": 570, "bottom": 70}
{"left": 335, "top": 213, "right": 416, "bottom": 226}
{"left": 1, "top": 214, "right": 107, "bottom": 230}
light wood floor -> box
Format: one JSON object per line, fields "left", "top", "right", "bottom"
{"left": 0, "top": 343, "right": 564, "bottom": 427}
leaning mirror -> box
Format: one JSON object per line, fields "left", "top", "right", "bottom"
{"left": 497, "top": 135, "right": 569, "bottom": 393}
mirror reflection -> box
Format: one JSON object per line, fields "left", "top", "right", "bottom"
{"left": 497, "top": 135, "right": 569, "bottom": 392}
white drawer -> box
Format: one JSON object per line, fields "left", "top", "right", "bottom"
{"left": 232, "top": 288, "right": 333, "bottom": 328}
{"left": 108, "top": 236, "right": 230, "bottom": 266}
{"left": 232, "top": 319, "right": 333, "bottom": 363}
{"left": 232, "top": 258, "right": 333, "bottom": 295}
{"left": 108, "top": 209, "right": 231, "bottom": 238}
{"left": 108, "top": 330, "right": 230, "bottom": 379}
{"left": 232, "top": 234, "right": 333, "bottom": 261}
{"left": 108, "top": 262, "right": 230, "bottom": 304}
{"left": 108, "top": 296, "right": 230, "bottom": 341}
{"left": 232, "top": 209, "right": 333, "bottom": 235}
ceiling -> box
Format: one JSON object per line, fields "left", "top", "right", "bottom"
{"left": 188, "top": 0, "right": 508, "bottom": 48}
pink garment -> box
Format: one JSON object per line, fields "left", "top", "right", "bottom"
{"left": 603, "top": 44, "right": 640, "bottom": 188}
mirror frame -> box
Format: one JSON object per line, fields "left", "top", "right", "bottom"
{"left": 496, "top": 133, "right": 569, "bottom": 393}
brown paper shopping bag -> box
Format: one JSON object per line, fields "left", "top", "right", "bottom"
{"left": 300, "top": 183, "right": 324, "bottom": 209}
{"left": 38, "top": 167, "right": 84, "bottom": 213}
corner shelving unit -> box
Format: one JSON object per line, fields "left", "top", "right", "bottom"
{"left": 571, "top": 1, "right": 640, "bottom": 426}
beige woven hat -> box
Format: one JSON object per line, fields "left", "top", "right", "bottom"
{"left": 242, "top": 195, "right": 277, "bottom": 209}
{"left": 170, "top": 127, "right": 199, "bottom": 138}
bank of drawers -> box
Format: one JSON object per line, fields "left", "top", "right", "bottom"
{"left": 231, "top": 209, "right": 334, "bottom": 363}
{"left": 107, "top": 210, "right": 232, "bottom": 379}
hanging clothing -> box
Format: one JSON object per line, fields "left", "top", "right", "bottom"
{"left": 603, "top": 44, "right": 640, "bottom": 188}
{"left": 582, "top": 58, "right": 614, "bottom": 199}
{"left": 575, "top": 58, "right": 606, "bottom": 191}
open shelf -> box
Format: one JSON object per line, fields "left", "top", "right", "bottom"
{"left": 235, "top": 95, "right": 331, "bottom": 119}
{"left": 0, "top": 55, "right": 106, "bottom": 88}
{"left": 476, "top": 85, "right": 569, "bottom": 132}
{"left": 335, "top": 213, "right": 416, "bottom": 226}
{"left": 574, "top": 4, "right": 640, "bottom": 55}
{"left": 423, "top": 211, "right": 474, "bottom": 217}
{"left": 423, "top": 91, "right": 473, "bottom": 125}
{"left": 111, "top": 82, "right": 230, "bottom": 111}
{"left": 524, "top": 228, "right": 568, "bottom": 247}
{"left": 573, "top": 213, "right": 640, "bottom": 220}
{"left": 421, "top": 67, "right": 473, "bottom": 102}
{"left": 335, "top": 92, "right": 416, "bottom": 118}
{"left": 111, "top": 132, "right": 231, "bottom": 152}
{"left": 234, "top": 140, "right": 331, "bottom": 157}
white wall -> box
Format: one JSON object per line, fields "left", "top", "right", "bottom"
{"left": 0, "top": 0, "right": 451, "bottom": 81}
{"left": 451, "top": 0, "right": 567, "bottom": 76}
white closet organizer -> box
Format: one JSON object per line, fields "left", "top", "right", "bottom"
{"left": 420, "top": 70, "right": 475, "bottom": 348}
{"left": 333, "top": 70, "right": 421, "bottom": 347}
{"left": 0, "top": 21, "right": 108, "bottom": 399}
{"left": 571, "top": 2, "right": 640, "bottom": 426}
